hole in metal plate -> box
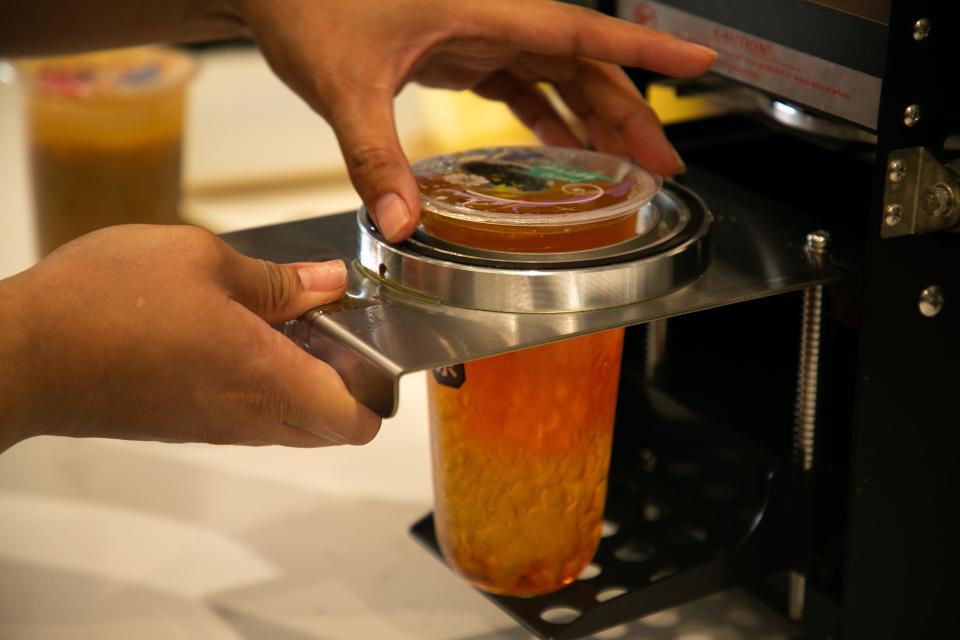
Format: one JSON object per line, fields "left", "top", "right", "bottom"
{"left": 596, "top": 586, "right": 629, "bottom": 603}
{"left": 540, "top": 606, "right": 582, "bottom": 624}
{"left": 613, "top": 542, "right": 654, "bottom": 563}
{"left": 578, "top": 563, "right": 602, "bottom": 580}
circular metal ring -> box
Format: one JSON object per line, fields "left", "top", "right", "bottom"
{"left": 357, "top": 182, "right": 712, "bottom": 313}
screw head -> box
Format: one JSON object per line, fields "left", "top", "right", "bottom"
{"left": 920, "top": 183, "right": 957, "bottom": 217}
{"left": 888, "top": 159, "right": 907, "bottom": 183}
{"left": 806, "top": 230, "right": 830, "bottom": 253}
{"left": 904, "top": 104, "right": 921, "bottom": 127}
{"left": 885, "top": 203, "right": 903, "bottom": 226}
{"left": 919, "top": 285, "right": 944, "bottom": 317}
{"left": 913, "top": 18, "right": 931, "bottom": 41}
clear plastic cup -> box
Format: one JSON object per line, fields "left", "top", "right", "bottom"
{"left": 17, "top": 46, "right": 196, "bottom": 255}
{"left": 416, "top": 146, "right": 660, "bottom": 596}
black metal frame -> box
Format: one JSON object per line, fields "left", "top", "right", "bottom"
{"left": 840, "top": 2, "right": 960, "bottom": 638}
{"left": 408, "top": 2, "right": 960, "bottom": 638}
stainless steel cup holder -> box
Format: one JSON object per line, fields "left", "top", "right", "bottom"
{"left": 358, "top": 182, "right": 713, "bottom": 313}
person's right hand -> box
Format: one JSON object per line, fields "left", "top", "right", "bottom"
{"left": 0, "top": 225, "right": 381, "bottom": 452}
{"left": 230, "top": 0, "right": 716, "bottom": 242}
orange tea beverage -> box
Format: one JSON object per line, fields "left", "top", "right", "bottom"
{"left": 415, "top": 146, "right": 661, "bottom": 596}
{"left": 19, "top": 47, "right": 195, "bottom": 255}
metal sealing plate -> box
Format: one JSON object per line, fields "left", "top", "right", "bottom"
{"left": 223, "top": 168, "right": 846, "bottom": 417}
{"left": 357, "top": 183, "right": 712, "bottom": 313}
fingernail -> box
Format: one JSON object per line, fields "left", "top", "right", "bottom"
{"left": 297, "top": 260, "right": 347, "bottom": 292}
{"left": 693, "top": 44, "right": 719, "bottom": 60}
{"left": 373, "top": 193, "right": 410, "bottom": 242}
{"left": 671, "top": 146, "right": 687, "bottom": 175}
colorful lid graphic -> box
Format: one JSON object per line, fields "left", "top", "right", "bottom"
{"left": 413, "top": 146, "right": 661, "bottom": 226}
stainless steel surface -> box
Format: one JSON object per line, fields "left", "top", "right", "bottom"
{"left": 644, "top": 319, "right": 668, "bottom": 383}
{"left": 788, "top": 231, "right": 830, "bottom": 622}
{"left": 919, "top": 285, "right": 945, "bottom": 318}
{"left": 763, "top": 99, "right": 878, "bottom": 144}
{"left": 223, "top": 171, "right": 846, "bottom": 417}
{"left": 882, "top": 147, "right": 960, "bottom": 238}
{"left": 903, "top": 104, "right": 922, "bottom": 128}
{"left": 356, "top": 185, "right": 710, "bottom": 313}
{"left": 913, "top": 18, "right": 931, "bottom": 41}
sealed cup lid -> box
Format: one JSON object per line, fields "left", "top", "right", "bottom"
{"left": 413, "top": 146, "right": 661, "bottom": 227}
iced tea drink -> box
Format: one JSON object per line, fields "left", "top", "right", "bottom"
{"left": 19, "top": 47, "right": 195, "bottom": 255}
{"left": 416, "top": 147, "right": 660, "bottom": 596}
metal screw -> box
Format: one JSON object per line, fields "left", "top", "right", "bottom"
{"left": 920, "top": 183, "right": 957, "bottom": 217}
{"left": 888, "top": 159, "right": 906, "bottom": 183}
{"left": 913, "top": 18, "right": 931, "bottom": 41}
{"left": 919, "top": 285, "right": 944, "bottom": 317}
{"left": 885, "top": 204, "right": 903, "bottom": 226}
{"left": 790, "top": 246, "right": 828, "bottom": 621}
{"left": 806, "top": 230, "right": 830, "bottom": 254}
{"left": 904, "top": 104, "right": 921, "bottom": 127}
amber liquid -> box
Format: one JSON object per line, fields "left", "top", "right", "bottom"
{"left": 32, "top": 139, "right": 181, "bottom": 255}
{"left": 28, "top": 86, "right": 185, "bottom": 255}
{"left": 428, "top": 211, "right": 635, "bottom": 596}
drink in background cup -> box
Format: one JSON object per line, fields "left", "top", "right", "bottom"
{"left": 415, "top": 146, "right": 661, "bottom": 596}
{"left": 18, "top": 47, "right": 195, "bottom": 255}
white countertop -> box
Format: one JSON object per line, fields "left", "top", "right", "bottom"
{"left": 0, "top": 48, "right": 793, "bottom": 640}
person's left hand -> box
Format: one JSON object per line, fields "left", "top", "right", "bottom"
{"left": 228, "top": 0, "right": 715, "bottom": 241}
{"left": 0, "top": 225, "right": 381, "bottom": 452}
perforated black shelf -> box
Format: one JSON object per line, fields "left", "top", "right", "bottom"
{"left": 410, "top": 389, "right": 793, "bottom": 640}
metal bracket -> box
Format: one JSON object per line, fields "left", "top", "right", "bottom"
{"left": 223, "top": 168, "right": 845, "bottom": 418}
{"left": 881, "top": 147, "right": 960, "bottom": 238}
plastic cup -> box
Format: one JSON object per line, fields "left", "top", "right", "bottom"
{"left": 415, "top": 146, "right": 660, "bottom": 596}
{"left": 17, "top": 46, "right": 195, "bottom": 255}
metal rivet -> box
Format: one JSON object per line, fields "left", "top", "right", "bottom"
{"left": 888, "top": 159, "right": 906, "bottom": 183}
{"left": 919, "top": 285, "right": 944, "bottom": 317}
{"left": 913, "top": 18, "right": 931, "bottom": 41}
{"left": 904, "top": 104, "right": 921, "bottom": 127}
{"left": 885, "top": 204, "right": 903, "bottom": 226}
{"left": 920, "top": 183, "right": 957, "bottom": 217}
{"left": 806, "top": 230, "right": 830, "bottom": 253}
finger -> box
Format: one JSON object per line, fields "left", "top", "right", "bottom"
{"left": 584, "top": 116, "right": 631, "bottom": 159}
{"left": 472, "top": 72, "right": 583, "bottom": 148}
{"left": 518, "top": 53, "right": 645, "bottom": 99}
{"left": 557, "top": 61, "right": 683, "bottom": 175}
{"left": 226, "top": 253, "right": 348, "bottom": 324}
{"left": 263, "top": 330, "right": 382, "bottom": 445}
{"left": 471, "top": 0, "right": 716, "bottom": 77}
{"left": 510, "top": 56, "right": 654, "bottom": 162}
{"left": 329, "top": 91, "right": 420, "bottom": 243}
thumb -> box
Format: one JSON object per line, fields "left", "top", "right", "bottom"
{"left": 331, "top": 94, "right": 421, "bottom": 242}
{"left": 228, "top": 255, "right": 348, "bottom": 324}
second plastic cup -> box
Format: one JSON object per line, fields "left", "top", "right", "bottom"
{"left": 417, "top": 146, "right": 660, "bottom": 596}
{"left": 18, "top": 46, "right": 195, "bottom": 255}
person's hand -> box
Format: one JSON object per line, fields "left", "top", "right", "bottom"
{"left": 0, "top": 225, "right": 380, "bottom": 452}
{"left": 231, "top": 0, "right": 716, "bottom": 241}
